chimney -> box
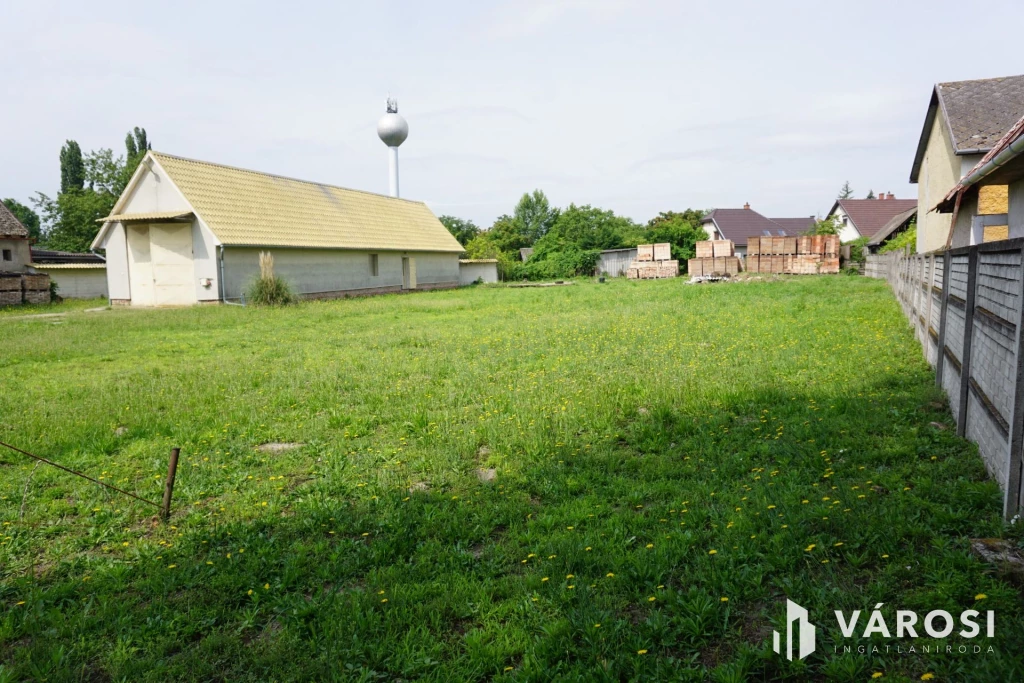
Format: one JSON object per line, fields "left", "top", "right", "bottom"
{"left": 743, "top": 202, "right": 750, "bottom": 210}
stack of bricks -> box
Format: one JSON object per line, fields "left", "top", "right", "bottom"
{"left": 688, "top": 240, "right": 742, "bottom": 277}
{"left": 746, "top": 235, "right": 839, "bottom": 275}
{"left": 627, "top": 243, "right": 679, "bottom": 279}
{"left": 22, "top": 274, "right": 51, "bottom": 304}
{"left": 0, "top": 273, "right": 51, "bottom": 306}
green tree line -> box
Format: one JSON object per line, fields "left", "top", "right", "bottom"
{"left": 2, "top": 128, "right": 151, "bottom": 253}
{"left": 439, "top": 191, "right": 709, "bottom": 280}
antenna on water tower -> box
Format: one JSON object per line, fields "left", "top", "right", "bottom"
{"left": 377, "top": 97, "right": 409, "bottom": 198}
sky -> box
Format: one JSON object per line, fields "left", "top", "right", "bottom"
{"left": 2, "top": 0, "right": 1022, "bottom": 228}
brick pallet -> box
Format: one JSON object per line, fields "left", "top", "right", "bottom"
{"left": 746, "top": 235, "right": 840, "bottom": 275}
{"left": 628, "top": 243, "right": 678, "bottom": 279}
{"left": 0, "top": 272, "right": 51, "bottom": 306}
{"left": 689, "top": 241, "right": 742, "bottom": 277}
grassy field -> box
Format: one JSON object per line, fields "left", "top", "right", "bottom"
{"left": 1, "top": 277, "right": 1021, "bottom": 682}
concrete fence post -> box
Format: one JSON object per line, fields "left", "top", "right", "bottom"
{"left": 936, "top": 250, "right": 951, "bottom": 388}
{"left": 957, "top": 247, "right": 979, "bottom": 437}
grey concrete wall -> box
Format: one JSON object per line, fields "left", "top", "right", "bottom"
{"left": 459, "top": 261, "right": 498, "bottom": 285}
{"left": 36, "top": 268, "right": 108, "bottom": 299}
{"left": 597, "top": 250, "right": 637, "bottom": 277}
{"left": 865, "top": 245, "right": 1024, "bottom": 519}
{"left": 0, "top": 238, "right": 31, "bottom": 272}
{"left": 222, "top": 248, "right": 459, "bottom": 300}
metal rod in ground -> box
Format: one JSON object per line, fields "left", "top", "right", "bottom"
{"left": 161, "top": 447, "right": 181, "bottom": 522}
{"left": 0, "top": 440, "right": 160, "bottom": 509}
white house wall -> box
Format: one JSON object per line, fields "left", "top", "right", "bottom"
{"left": 191, "top": 219, "right": 220, "bottom": 301}
{"left": 831, "top": 206, "right": 861, "bottom": 243}
{"left": 221, "top": 248, "right": 460, "bottom": 300}
{"left": 1009, "top": 179, "right": 1024, "bottom": 241}
{"left": 102, "top": 224, "right": 131, "bottom": 302}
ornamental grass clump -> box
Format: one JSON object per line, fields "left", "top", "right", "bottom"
{"left": 247, "top": 251, "right": 295, "bottom": 306}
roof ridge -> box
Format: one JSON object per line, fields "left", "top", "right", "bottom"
{"left": 150, "top": 151, "right": 428, "bottom": 206}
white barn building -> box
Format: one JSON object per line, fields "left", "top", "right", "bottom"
{"left": 91, "top": 152, "right": 464, "bottom": 306}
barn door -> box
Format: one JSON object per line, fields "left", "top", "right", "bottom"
{"left": 126, "top": 225, "right": 155, "bottom": 306}
{"left": 402, "top": 256, "right": 417, "bottom": 290}
{"left": 150, "top": 224, "right": 196, "bottom": 306}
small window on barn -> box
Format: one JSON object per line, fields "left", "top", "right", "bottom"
{"left": 370, "top": 254, "right": 379, "bottom": 276}
{"left": 2, "top": 249, "right": 11, "bottom": 261}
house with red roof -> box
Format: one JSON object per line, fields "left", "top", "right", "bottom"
{"left": 700, "top": 203, "right": 814, "bottom": 257}
{"left": 827, "top": 195, "right": 917, "bottom": 245}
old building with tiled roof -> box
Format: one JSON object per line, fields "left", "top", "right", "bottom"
{"left": 0, "top": 201, "right": 32, "bottom": 272}
{"left": 91, "top": 151, "right": 465, "bottom": 306}
{"left": 827, "top": 195, "right": 918, "bottom": 242}
{"left": 910, "top": 74, "right": 1024, "bottom": 253}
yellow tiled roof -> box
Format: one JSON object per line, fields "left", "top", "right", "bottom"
{"left": 99, "top": 211, "right": 193, "bottom": 223}
{"left": 149, "top": 152, "right": 464, "bottom": 253}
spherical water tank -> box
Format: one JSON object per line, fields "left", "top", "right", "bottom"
{"left": 377, "top": 112, "right": 408, "bottom": 147}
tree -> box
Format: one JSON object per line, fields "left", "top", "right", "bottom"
{"left": 808, "top": 215, "right": 841, "bottom": 236}
{"left": 2, "top": 198, "right": 41, "bottom": 239}
{"left": 643, "top": 210, "right": 708, "bottom": 261}
{"left": 438, "top": 215, "right": 480, "bottom": 247}
{"left": 865, "top": 189, "right": 876, "bottom": 199}
{"left": 513, "top": 190, "right": 558, "bottom": 244}
{"left": 539, "top": 204, "right": 635, "bottom": 252}
{"left": 35, "top": 127, "right": 153, "bottom": 252}
{"left": 59, "top": 140, "right": 85, "bottom": 193}
{"left": 837, "top": 181, "right": 854, "bottom": 200}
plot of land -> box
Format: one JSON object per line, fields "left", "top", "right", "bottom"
{"left": 0, "top": 277, "right": 1021, "bottom": 681}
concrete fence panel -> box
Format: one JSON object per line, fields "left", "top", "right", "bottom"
{"left": 865, "top": 244, "right": 1024, "bottom": 519}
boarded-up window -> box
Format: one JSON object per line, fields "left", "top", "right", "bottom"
{"left": 370, "top": 254, "right": 379, "bottom": 276}
{"left": 1, "top": 249, "right": 10, "bottom": 261}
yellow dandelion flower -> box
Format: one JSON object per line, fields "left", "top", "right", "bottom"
{"left": 637, "top": 649, "right": 648, "bottom": 655}
{"left": 585, "top": 547, "right": 592, "bottom": 551}
{"left": 167, "top": 564, "right": 177, "bottom": 569}
{"left": 805, "top": 544, "right": 816, "bottom": 552}
{"left": 594, "top": 623, "right": 601, "bottom": 628}
{"left": 541, "top": 577, "right": 549, "bottom": 582}
{"left": 264, "top": 583, "right": 270, "bottom": 590}
{"left": 566, "top": 574, "right": 574, "bottom": 579}
{"left": 16, "top": 601, "right": 26, "bottom": 606}
{"left": 720, "top": 597, "right": 729, "bottom": 602}
{"left": 872, "top": 673, "right": 884, "bottom": 679}
{"left": 708, "top": 549, "right": 717, "bottom": 555}
{"left": 606, "top": 572, "right": 615, "bottom": 577}
{"left": 247, "top": 589, "right": 253, "bottom": 596}
{"left": 504, "top": 666, "right": 513, "bottom": 671}
{"left": 921, "top": 674, "right": 935, "bottom": 681}
{"left": 648, "top": 596, "right": 656, "bottom": 602}
{"left": 975, "top": 593, "right": 987, "bottom": 601}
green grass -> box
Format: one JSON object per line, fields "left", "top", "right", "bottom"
{"left": 0, "top": 277, "right": 1021, "bottom": 682}
{"left": 0, "top": 297, "right": 106, "bottom": 319}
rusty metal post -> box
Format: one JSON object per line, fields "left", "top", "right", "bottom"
{"left": 161, "top": 448, "right": 180, "bottom": 522}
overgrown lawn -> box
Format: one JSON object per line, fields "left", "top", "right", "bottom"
{"left": 0, "top": 277, "right": 1021, "bottom": 681}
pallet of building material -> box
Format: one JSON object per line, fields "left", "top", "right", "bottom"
{"left": 724, "top": 256, "right": 740, "bottom": 276}
{"left": 687, "top": 259, "right": 704, "bottom": 277}
{"left": 0, "top": 274, "right": 22, "bottom": 291}
{"left": 824, "top": 235, "right": 840, "bottom": 255}
{"left": 810, "top": 235, "right": 824, "bottom": 255}
{"left": 759, "top": 236, "right": 773, "bottom": 255}
{"left": 712, "top": 240, "right": 734, "bottom": 257}
{"left": 820, "top": 257, "right": 840, "bottom": 274}
{"left": 770, "top": 256, "right": 784, "bottom": 274}
{"left": 770, "top": 237, "right": 784, "bottom": 255}
{"left": 0, "top": 290, "right": 22, "bottom": 305}
{"left": 658, "top": 260, "right": 680, "bottom": 277}
{"left": 695, "top": 241, "right": 714, "bottom": 258}
{"left": 791, "top": 254, "right": 819, "bottom": 274}
{"left": 784, "top": 237, "right": 798, "bottom": 255}
{"left": 637, "top": 244, "right": 654, "bottom": 262}
{"left": 797, "top": 236, "right": 812, "bottom": 254}
{"left": 22, "top": 274, "right": 50, "bottom": 291}
{"left": 712, "top": 256, "right": 726, "bottom": 274}
{"left": 747, "top": 255, "right": 759, "bottom": 273}
{"left": 653, "top": 242, "right": 672, "bottom": 261}
{"left": 783, "top": 255, "right": 793, "bottom": 274}
{"left": 747, "top": 237, "right": 760, "bottom": 256}
{"left": 23, "top": 290, "right": 49, "bottom": 305}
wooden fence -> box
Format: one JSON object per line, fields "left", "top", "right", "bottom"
{"left": 866, "top": 243, "right": 1024, "bottom": 519}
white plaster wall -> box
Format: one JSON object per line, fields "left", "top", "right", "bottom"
{"left": 459, "top": 262, "right": 498, "bottom": 285}
{"left": 1009, "top": 179, "right": 1024, "bottom": 240}
{"left": 121, "top": 160, "right": 192, "bottom": 214}
{"left": 38, "top": 268, "right": 108, "bottom": 299}
{"left": 222, "top": 248, "right": 459, "bottom": 300}
{"left": 191, "top": 219, "right": 220, "bottom": 301}
{"left": 917, "top": 110, "right": 960, "bottom": 253}
{"left": 831, "top": 206, "right": 861, "bottom": 243}
{"left": 102, "top": 223, "right": 131, "bottom": 301}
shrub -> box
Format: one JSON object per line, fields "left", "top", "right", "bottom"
{"left": 247, "top": 252, "right": 295, "bottom": 306}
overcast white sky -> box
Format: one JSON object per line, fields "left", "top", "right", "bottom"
{"left": 2, "top": 0, "right": 1021, "bottom": 226}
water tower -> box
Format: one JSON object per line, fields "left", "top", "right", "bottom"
{"left": 377, "top": 98, "right": 408, "bottom": 198}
